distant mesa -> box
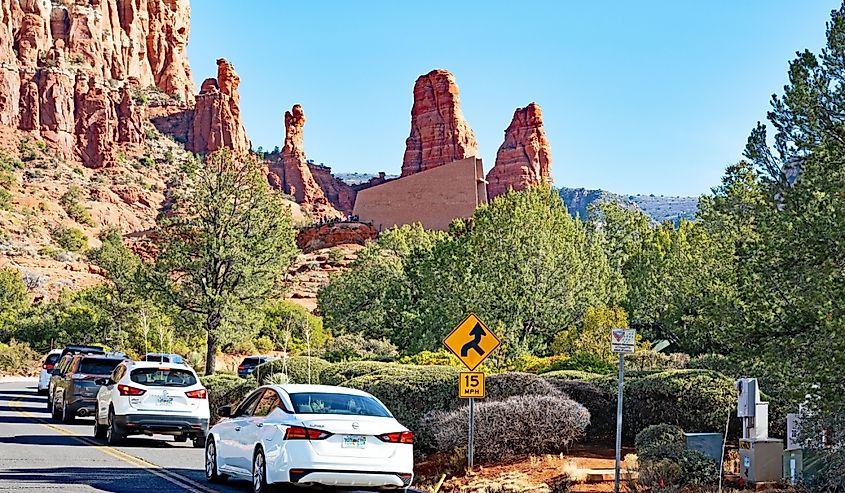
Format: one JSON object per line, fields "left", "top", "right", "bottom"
{"left": 401, "top": 69, "right": 479, "bottom": 177}
{"left": 486, "top": 102, "right": 553, "bottom": 200}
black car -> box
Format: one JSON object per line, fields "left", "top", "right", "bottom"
{"left": 50, "top": 355, "right": 124, "bottom": 423}
{"left": 237, "top": 356, "right": 275, "bottom": 378}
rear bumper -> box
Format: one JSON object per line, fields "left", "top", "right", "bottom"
{"left": 290, "top": 469, "right": 413, "bottom": 488}
{"left": 114, "top": 413, "right": 209, "bottom": 434}
{"left": 66, "top": 398, "right": 96, "bottom": 415}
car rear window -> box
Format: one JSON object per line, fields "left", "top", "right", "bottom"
{"left": 130, "top": 368, "right": 197, "bottom": 387}
{"left": 289, "top": 392, "right": 391, "bottom": 417}
{"left": 79, "top": 358, "right": 122, "bottom": 375}
{"left": 241, "top": 357, "right": 260, "bottom": 366}
{"left": 144, "top": 354, "right": 171, "bottom": 362}
{"left": 44, "top": 354, "right": 60, "bottom": 365}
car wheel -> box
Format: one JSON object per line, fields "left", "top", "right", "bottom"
{"left": 93, "top": 406, "right": 107, "bottom": 439}
{"left": 106, "top": 409, "right": 124, "bottom": 446}
{"left": 37, "top": 389, "right": 47, "bottom": 396}
{"left": 193, "top": 435, "right": 206, "bottom": 449}
{"left": 46, "top": 392, "right": 53, "bottom": 412}
{"left": 60, "top": 400, "right": 75, "bottom": 424}
{"left": 50, "top": 397, "right": 61, "bottom": 420}
{"left": 204, "top": 437, "right": 227, "bottom": 484}
{"left": 174, "top": 434, "right": 188, "bottom": 443}
{"left": 252, "top": 448, "right": 268, "bottom": 493}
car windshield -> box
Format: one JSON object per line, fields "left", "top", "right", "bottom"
{"left": 289, "top": 392, "right": 391, "bottom": 417}
{"left": 78, "top": 358, "right": 122, "bottom": 375}
{"left": 130, "top": 368, "right": 197, "bottom": 387}
{"left": 44, "top": 354, "right": 60, "bottom": 365}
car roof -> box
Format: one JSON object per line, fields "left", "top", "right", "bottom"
{"left": 74, "top": 354, "right": 125, "bottom": 361}
{"left": 272, "top": 384, "right": 373, "bottom": 397}
{"left": 125, "top": 360, "right": 194, "bottom": 371}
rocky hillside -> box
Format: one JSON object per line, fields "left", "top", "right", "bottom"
{"left": 558, "top": 187, "right": 698, "bottom": 224}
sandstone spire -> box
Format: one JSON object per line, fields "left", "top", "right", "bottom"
{"left": 268, "top": 104, "right": 341, "bottom": 219}
{"left": 486, "top": 103, "right": 553, "bottom": 199}
{"left": 401, "top": 69, "right": 478, "bottom": 177}
{"left": 188, "top": 58, "right": 250, "bottom": 155}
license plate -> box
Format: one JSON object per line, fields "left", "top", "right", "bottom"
{"left": 157, "top": 395, "right": 173, "bottom": 405}
{"left": 342, "top": 435, "right": 366, "bottom": 448}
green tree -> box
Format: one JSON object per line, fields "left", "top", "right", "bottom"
{"left": 149, "top": 151, "right": 298, "bottom": 374}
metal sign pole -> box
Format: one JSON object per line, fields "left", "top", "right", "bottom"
{"left": 614, "top": 352, "right": 625, "bottom": 493}
{"left": 468, "top": 397, "right": 475, "bottom": 469}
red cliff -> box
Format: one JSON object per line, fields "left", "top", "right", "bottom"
{"left": 401, "top": 69, "right": 478, "bottom": 177}
{"left": 0, "top": 0, "right": 195, "bottom": 168}
{"left": 486, "top": 103, "right": 553, "bottom": 199}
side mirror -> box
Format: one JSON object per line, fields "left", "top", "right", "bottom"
{"left": 217, "top": 405, "right": 232, "bottom": 418}
{"left": 94, "top": 378, "right": 111, "bottom": 386}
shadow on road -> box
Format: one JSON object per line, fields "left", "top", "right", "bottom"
{"left": 0, "top": 434, "right": 90, "bottom": 446}
{"left": 0, "top": 466, "right": 220, "bottom": 492}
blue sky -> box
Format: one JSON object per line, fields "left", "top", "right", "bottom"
{"left": 188, "top": 1, "right": 837, "bottom": 197}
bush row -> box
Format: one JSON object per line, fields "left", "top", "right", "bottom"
{"left": 635, "top": 424, "right": 719, "bottom": 487}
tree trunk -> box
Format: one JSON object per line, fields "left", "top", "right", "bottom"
{"left": 205, "top": 313, "right": 221, "bottom": 375}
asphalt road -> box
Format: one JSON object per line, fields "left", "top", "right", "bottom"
{"left": 0, "top": 379, "right": 252, "bottom": 492}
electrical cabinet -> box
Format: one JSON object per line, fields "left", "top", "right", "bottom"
{"left": 684, "top": 432, "right": 723, "bottom": 463}
{"left": 739, "top": 439, "right": 784, "bottom": 483}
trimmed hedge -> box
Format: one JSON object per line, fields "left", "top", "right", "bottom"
{"left": 319, "top": 361, "right": 413, "bottom": 386}
{"left": 422, "top": 395, "right": 590, "bottom": 463}
{"left": 636, "top": 424, "right": 719, "bottom": 487}
{"left": 343, "top": 365, "right": 461, "bottom": 451}
{"left": 541, "top": 370, "right": 602, "bottom": 381}
{"left": 623, "top": 370, "right": 735, "bottom": 440}
{"left": 635, "top": 423, "right": 685, "bottom": 462}
{"left": 256, "top": 356, "right": 331, "bottom": 385}
{"left": 486, "top": 372, "right": 565, "bottom": 401}
{"left": 545, "top": 378, "right": 614, "bottom": 438}
{"left": 201, "top": 373, "right": 257, "bottom": 423}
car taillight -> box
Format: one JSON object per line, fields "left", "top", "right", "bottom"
{"left": 185, "top": 389, "right": 207, "bottom": 399}
{"left": 42, "top": 363, "right": 54, "bottom": 370}
{"left": 117, "top": 384, "right": 146, "bottom": 396}
{"left": 284, "top": 426, "right": 332, "bottom": 440}
{"left": 237, "top": 365, "right": 245, "bottom": 370}
{"left": 377, "top": 431, "right": 414, "bottom": 444}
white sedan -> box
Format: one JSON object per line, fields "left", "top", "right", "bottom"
{"left": 205, "top": 384, "right": 414, "bottom": 493}
{"left": 94, "top": 360, "right": 210, "bottom": 447}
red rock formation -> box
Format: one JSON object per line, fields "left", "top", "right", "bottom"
{"left": 187, "top": 58, "right": 250, "bottom": 155}
{"left": 402, "top": 69, "right": 478, "bottom": 177}
{"left": 486, "top": 103, "right": 553, "bottom": 199}
{"left": 267, "top": 104, "right": 341, "bottom": 220}
{"left": 296, "top": 222, "right": 378, "bottom": 253}
{"left": 308, "top": 163, "right": 355, "bottom": 214}
{"left": 0, "top": 0, "right": 196, "bottom": 167}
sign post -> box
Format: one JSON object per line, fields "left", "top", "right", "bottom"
{"left": 444, "top": 313, "right": 500, "bottom": 470}
{"left": 611, "top": 328, "right": 636, "bottom": 493}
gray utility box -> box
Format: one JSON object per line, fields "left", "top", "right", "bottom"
{"left": 740, "top": 439, "right": 784, "bottom": 483}
{"left": 684, "top": 432, "right": 723, "bottom": 463}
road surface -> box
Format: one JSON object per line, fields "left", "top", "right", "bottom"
{"left": 0, "top": 379, "right": 254, "bottom": 492}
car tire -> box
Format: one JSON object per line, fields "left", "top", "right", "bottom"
{"left": 252, "top": 447, "right": 268, "bottom": 493}
{"left": 50, "top": 397, "right": 61, "bottom": 420}
{"left": 93, "top": 406, "right": 107, "bottom": 439}
{"left": 106, "top": 409, "right": 124, "bottom": 446}
{"left": 174, "top": 434, "right": 188, "bottom": 443}
{"left": 193, "top": 435, "right": 206, "bottom": 449}
{"left": 60, "top": 400, "right": 75, "bottom": 424}
{"left": 37, "top": 389, "right": 47, "bottom": 396}
{"left": 204, "top": 437, "right": 227, "bottom": 484}
{"left": 46, "top": 393, "right": 53, "bottom": 412}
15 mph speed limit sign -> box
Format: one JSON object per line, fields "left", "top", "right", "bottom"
{"left": 459, "top": 372, "right": 485, "bottom": 399}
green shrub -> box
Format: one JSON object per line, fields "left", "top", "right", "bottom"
{"left": 422, "top": 395, "right": 590, "bottom": 463}
{"left": 51, "top": 226, "right": 87, "bottom": 252}
{"left": 485, "top": 372, "right": 564, "bottom": 401}
{"left": 635, "top": 424, "right": 686, "bottom": 462}
{"left": 256, "top": 356, "right": 331, "bottom": 385}
{"left": 541, "top": 370, "right": 601, "bottom": 380}
{"left": 398, "top": 349, "right": 463, "bottom": 367}
{"left": 677, "top": 449, "right": 719, "bottom": 485}
{"left": 60, "top": 186, "right": 93, "bottom": 226}
{"left": 624, "top": 370, "right": 735, "bottom": 440}
{"left": 265, "top": 372, "right": 290, "bottom": 385}
{"left": 0, "top": 340, "right": 39, "bottom": 375}
{"left": 0, "top": 188, "right": 10, "bottom": 210}
{"left": 321, "top": 333, "right": 399, "bottom": 362}
{"left": 319, "top": 361, "right": 412, "bottom": 386}
{"left": 541, "top": 352, "right": 616, "bottom": 374}
{"left": 546, "top": 379, "right": 615, "bottom": 438}
{"left": 625, "top": 351, "right": 689, "bottom": 371}
{"left": 200, "top": 373, "right": 257, "bottom": 423}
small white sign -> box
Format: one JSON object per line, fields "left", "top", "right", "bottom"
{"left": 611, "top": 328, "right": 636, "bottom": 353}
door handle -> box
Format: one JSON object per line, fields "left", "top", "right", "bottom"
{"left": 234, "top": 426, "right": 241, "bottom": 432}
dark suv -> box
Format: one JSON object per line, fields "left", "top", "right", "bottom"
{"left": 237, "top": 356, "right": 275, "bottom": 378}
{"left": 50, "top": 355, "right": 124, "bottom": 423}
